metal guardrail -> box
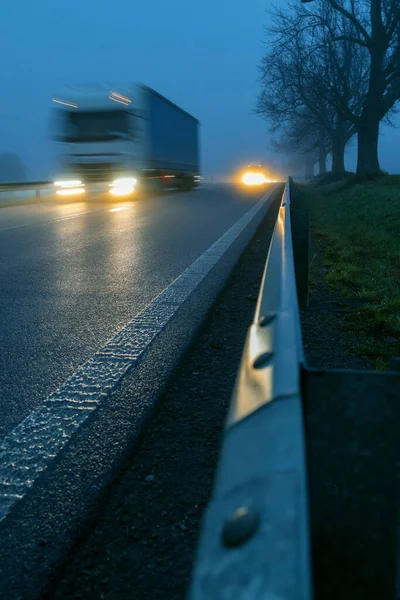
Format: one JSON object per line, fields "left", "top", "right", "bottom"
{"left": 189, "top": 179, "right": 312, "bottom": 599}
{"left": 0, "top": 181, "right": 51, "bottom": 190}
{"left": 0, "top": 181, "right": 52, "bottom": 199}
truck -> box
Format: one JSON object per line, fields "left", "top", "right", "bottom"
{"left": 51, "top": 85, "right": 200, "bottom": 196}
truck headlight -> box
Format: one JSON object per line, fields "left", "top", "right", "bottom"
{"left": 54, "top": 180, "right": 85, "bottom": 195}
{"left": 109, "top": 177, "right": 137, "bottom": 196}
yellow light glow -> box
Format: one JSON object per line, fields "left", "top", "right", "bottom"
{"left": 54, "top": 180, "right": 83, "bottom": 188}
{"left": 242, "top": 172, "right": 267, "bottom": 186}
{"left": 110, "top": 177, "right": 137, "bottom": 186}
{"left": 109, "top": 177, "right": 136, "bottom": 196}
{"left": 53, "top": 98, "right": 78, "bottom": 109}
{"left": 109, "top": 206, "right": 129, "bottom": 212}
{"left": 109, "top": 186, "right": 134, "bottom": 196}
{"left": 56, "top": 188, "right": 85, "bottom": 196}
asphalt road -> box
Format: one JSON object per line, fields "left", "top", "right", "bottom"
{"left": 0, "top": 184, "right": 269, "bottom": 439}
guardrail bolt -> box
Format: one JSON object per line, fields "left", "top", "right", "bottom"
{"left": 258, "top": 313, "right": 276, "bottom": 327}
{"left": 253, "top": 352, "right": 274, "bottom": 369}
{"left": 222, "top": 506, "right": 260, "bottom": 548}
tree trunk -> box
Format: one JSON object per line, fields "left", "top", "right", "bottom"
{"left": 331, "top": 132, "right": 346, "bottom": 176}
{"left": 318, "top": 142, "right": 327, "bottom": 176}
{"left": 356, "top": 117, "right": 380, "bottom": 174}
{"left": 355, "top": 39, "right": 384, "bottom": 176}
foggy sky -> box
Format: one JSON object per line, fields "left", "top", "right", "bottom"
{"left": 1, "top": 0, "right": 399, "bottom": 180}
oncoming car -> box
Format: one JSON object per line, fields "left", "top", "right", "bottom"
{"left": 241, "top": 163, "right": 276, "bottom": 186}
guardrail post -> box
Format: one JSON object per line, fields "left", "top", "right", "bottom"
{"left": 303, "top": 367, "right": 400, "bottom": 599}
{"left": 291, "top": 208, "right": 310, "bottom": 309}
{"left": 288, "top": 177, "right": 310, "bottom": 309}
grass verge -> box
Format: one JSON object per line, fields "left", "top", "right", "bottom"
{"left": 296, "top": 175, "right": 400, "bottom": 369}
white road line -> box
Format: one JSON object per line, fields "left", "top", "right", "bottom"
{"left": 0, "top": 191, "right": 274, "bottom": 521}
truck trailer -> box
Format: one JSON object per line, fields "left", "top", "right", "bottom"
{"left": 52, "top": 85, "right": 200, "bottom": 196}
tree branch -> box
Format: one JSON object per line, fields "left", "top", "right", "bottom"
{"left": 386, "top": 6, "right": 400, "bottom": 47}
{"left": 326, "top": 0, "right": 371, "bottom": 44}
{"left": 381, "top": 77, "right": 400, "bottom": 116}
{"left": 331, "top": 35, "right": 369, "bottom": 48}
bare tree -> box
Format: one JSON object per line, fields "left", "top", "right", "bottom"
{"left": 258, "top": 1, "right": 366, "bottom": 177}
{"left": 300, "top": 0, "right": 400, "bottom": 173}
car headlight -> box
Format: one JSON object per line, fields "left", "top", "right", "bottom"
{"left": 242, "top": 172, "right": 266, "bottom": 186}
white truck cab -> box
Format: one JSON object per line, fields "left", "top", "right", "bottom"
{"left": 52, "top": 85, "right": 200, "bottom": 196}
{"left": 53, "top": 86, "right": 147, "bottom": 195}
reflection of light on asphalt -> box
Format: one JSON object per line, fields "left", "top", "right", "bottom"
{"left": 57, "top": 213, "right": 86, "bottom": 221}
{"left": 52, "top": 202, "right": 91, "bottom": 222}
{"left": 54, "top": 202, "right": 88, "bottom": 216}
{"left": 109, "top": 207, "right": 129, "bottom": 213}
{"left": 52, "top": 211, "right": 90, "bottom": 296}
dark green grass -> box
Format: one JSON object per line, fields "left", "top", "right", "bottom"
{"left": 298, "top": 175, "right": 400, "bottom": 369}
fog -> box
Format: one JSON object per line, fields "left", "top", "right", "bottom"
{"left": 1, "top": 0, "right": 399, "bottom": 180}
